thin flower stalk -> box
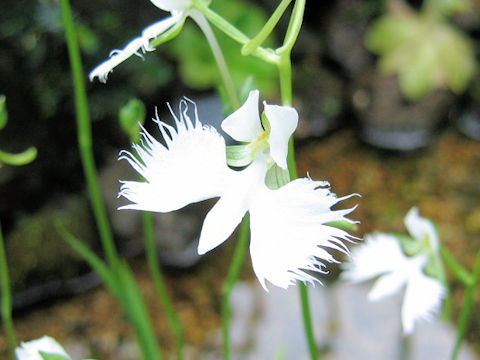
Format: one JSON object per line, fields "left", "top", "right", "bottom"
{"left": 61, "top": 2, "right": 162, "bottom": 359}
{"left": 60, "top": 0, "right": 119, "bottom": 269}
{"left": 270, "top": 1, "right": 319, "bottom": 358}
{"left": 451, "top": 249, "right": 480, "bottom": 360}
{"left": 0, "top": 220, "right": 16, "bottom": 359}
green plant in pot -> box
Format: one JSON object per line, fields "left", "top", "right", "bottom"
{"left": 353, "top": 0, "right": 476, "bottom": 150}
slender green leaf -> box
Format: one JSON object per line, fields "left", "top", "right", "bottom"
{"left": 441, "top": 246, "right": 473, "bottom": 286}
{"left": 0, "top": 95, "right": 7, "bottom": 130}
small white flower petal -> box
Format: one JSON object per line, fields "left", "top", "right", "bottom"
{"left": 198, "top": 155, "right": 268, "bottom": 255}
{"left": 119, "top": 100, "right": 230, "bottom": 212}
{"left": 15, "top": 336, "right": 71, "bottom": 360}
{"left": 197, "top": 190, "right": 248, "bottom": 255}
{"left": 343, "top": 233, "right": 406, "bottom": 283}
{"left": 221, "top": 89, "right": 262, "bottom": 142}
{"left": 368, "top": 270, "right": 408, "bottom": 302}
{"left": 263, "top": 102, "right": 298, "bottom": 169}
{"left": 249, "top": 178, "right": 357, "bottom": 290}
{"left": 404, "top": 207, "right": 439, "bottom": 252}
{"left": 150, "top": 0, "right": 192, "bottom": 11}
{"left": 402, "top": 268, "right": 446, "bottom": 335}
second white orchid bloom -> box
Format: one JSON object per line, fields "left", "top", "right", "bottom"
{"left": 343, "top": 207, "right": 446, "bottom": 334}
{"left": 119, "top": 91, "right": 358, "bottom": 290}
{"left": 89, "top": 0, "right": 193, "bottom": 83}
{"left": 15, "top": 336, "right": 71, "bottom": 360}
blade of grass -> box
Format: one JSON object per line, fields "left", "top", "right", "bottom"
{"left": 143, "top": 212, "right": 184, "bottom": 360}
{"left": 0, "top": 220, "right": 16, "bottom": 358}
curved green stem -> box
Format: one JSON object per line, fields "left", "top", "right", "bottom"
{"left": 193, "top": 0, "right": 279, "bottom": 65}
{"left": 60, "top": 0, "right": 119, "bottom": 269}
{"left": 221, "top": 216, "right": 250, "bottom": 360}
{"left": 143, "top": 212, "right": 185, "bottom": 360}
{"left": 190, "top": 9, "right": 239, "bottom": 109}
{"left": 0, "top": 220, "right": 16, "bottom": 358}
{"left": 241, "top": 0, "right": 292, "bottom": 56}
{"left": 451, "top": 249, "right": 480, "bottom": 360}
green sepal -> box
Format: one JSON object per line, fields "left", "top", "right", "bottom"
{"left": 325, "top": 220, "right": 358, "bottom": 232}
{"left": 397, "top": 233, "right": 423, "bottom": 257}
{"left": 149, "top": 18, "right": 186, "bottom": 48}
{"left": 226, "top": 144, "right": 253, "bottom": 167}
{"left": 0, "top": 95, "right": 7, "bottom": 130}
{"left": 39, "top": 352, "right": 70, "bottom": 360}
{"left": 423, "top": 253, "right": 445, "bottom": 281}
{"left": 119, "top": 98, "right": 146, "bottom": 143}
{"left": 265, "top": 163, "right": 290, "bottom": 189}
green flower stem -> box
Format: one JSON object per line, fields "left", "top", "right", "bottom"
{"left": 60, "top": 0, "right": 119, "bottom": 269}
{"left": 276, "top": 2, "right": 317, "bottom": 359}
{"left": 143, "top": 212, "right": 185, "bottom": 360}
{"left": 221, "top": 216, "right": 250, "bottom": 360}
{"left": 241, "top": 0, "right": 292, "bottom": 56}
{"left": 193, "top": 0, "right": 279, "bottom": 65}
{"left": 275, "top": 0, "right": 305, "bottom": 56}
{"left": 190, "top": 10, "right": 239, "bottom": 109}
{"left": 0, "top": 220, "right": 16, "bottom": 358}
{"left": 299, "top": 283, "right": 319, "bottom": 359}
{"left": 62, "top": 3, "right": 162, "bottom": 359}
{"left": 451, "top": 249, "right": 480, "bottom": 360}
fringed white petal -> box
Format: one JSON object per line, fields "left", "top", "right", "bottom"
{"left": 404, "top": 206, "right": 439, "bottom": 252}
{"left": 150, "top": 0, "right": 192, "bottom": 11}
{"left": 89, "top": 13, "right": 184, "bottom": 82}
{"left": 249, "top": 178, "right": 357, "bottom": 291}
{"left": 402, "top": 267, "right": 446, "bottom": 335}
{"left": 118, "top": 99, "right": 230, "bottom": 213}
{"left": 15, "top": 336, "right": 71, "bottom": 360}
{"left": 343, "top": 233, "right": 406, "bottom": 283}
{"left": 221, "top": 89, "right": 262, "bottom": 142}
{"left": 263, "top": 103, "right": 298, "bottom": 169}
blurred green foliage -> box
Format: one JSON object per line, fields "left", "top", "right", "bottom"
{"left": 167, "top": 0, "right": 278, "bottom": 97}
{"left": 366, "top": 0, "right": 476, "bottom": 100}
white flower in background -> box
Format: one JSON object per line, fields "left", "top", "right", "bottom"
{"left": 89, "top": 0, "right": 193, "bottom": 83}
{"left": 343, "top": 207, "right": 446, "bottom": 334}
{"left": 119, "top": 90, "right": 358, "bottom": 290}
{"left": 15, "top": 336, "right": 71, "bottom": 360}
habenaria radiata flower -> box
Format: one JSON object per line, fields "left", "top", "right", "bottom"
{"left": 15, "top": 336, "right": 71, "bottom": 360}
{"left": 119, "top": 91, "right": 358, "bottom": 290}
{"left": 342, "top": 207, "right": 446, "bottom": 334}
{"left": 89, "top": 0, "right": 193, "bottom": 83}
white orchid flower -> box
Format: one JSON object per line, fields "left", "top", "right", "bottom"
{"left": 15, "top": 336, "right": 71, "bottom": 360}
{"left": 89, "top": 0, "right": 193, "bottom": 83}
{"left": 221, "top": 89, "right": 298, "bottom": 170}
{"left": 343, "top": 207, "right": 446, "bottom": 335}
{"left": 119, "top": 92, "right": 358, "bottom": 290}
